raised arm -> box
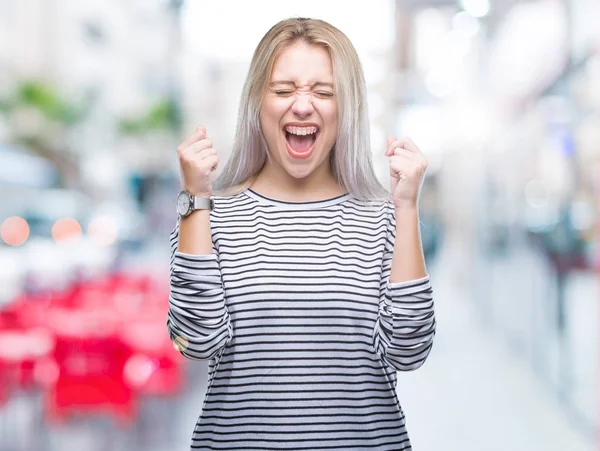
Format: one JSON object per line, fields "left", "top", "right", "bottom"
{"left": 372, "top": 201, "right": 436, "bottom": 371}
{"left": 166, "top": 124, "right": 232, "bottom": 360}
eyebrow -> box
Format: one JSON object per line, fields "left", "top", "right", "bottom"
{"left": 269, "top": 80, "right": 334, "bottom": 88}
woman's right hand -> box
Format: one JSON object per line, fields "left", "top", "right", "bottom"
{"left": 177, "top": 125, "right": 219, "bottom": 197}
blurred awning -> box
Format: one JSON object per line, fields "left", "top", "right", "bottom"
{"left": 0, "top": 145, "right": 59, "bottom": 188}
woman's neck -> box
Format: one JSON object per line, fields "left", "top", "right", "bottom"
{"left": 250, "top": 164, "right": 346, "bottom": 202}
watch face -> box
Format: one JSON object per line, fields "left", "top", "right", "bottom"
{"left": 176, "top": 191, "right": 191, "bottom": 216}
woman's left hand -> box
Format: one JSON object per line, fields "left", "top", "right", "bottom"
{"left": 385, "top": 136, "right": 428, "bottom": 210}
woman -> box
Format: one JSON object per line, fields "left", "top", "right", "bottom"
{"left": 169, "top": 17, "right": 435, "bottom": 451}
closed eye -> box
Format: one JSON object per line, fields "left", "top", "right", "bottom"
{"left": 274, "top": 90, "right": 333, "bottom": 97}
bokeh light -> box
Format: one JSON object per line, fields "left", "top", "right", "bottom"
{"left": 87, "top": 216, "right": 118, "bottom": 247}
{"left": 1, "top": 216, "right": 30, "bottom": 246}
{"left": 51, "top": 218, "right": 82, "bottom": 244}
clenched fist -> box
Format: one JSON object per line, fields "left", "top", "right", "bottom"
{"left": 177, "top": 125, "right": 219, "bottom": 197}
{"left": 385, "top": 136, "right": 427, "bottom": 209}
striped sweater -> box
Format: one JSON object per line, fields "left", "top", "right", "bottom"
{"left": 167, "top": 188, "right": 436, "bottom": 450}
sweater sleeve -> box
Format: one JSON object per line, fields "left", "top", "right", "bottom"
{"left": 166, "top": 217, "right": 233, "bottom": 360}
{"left": 372, "top": 202, "right": 436, "bottom": 371}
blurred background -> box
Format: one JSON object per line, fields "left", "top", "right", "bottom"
{"left": 0, "top": 0, "right": 598, "bottom": 450}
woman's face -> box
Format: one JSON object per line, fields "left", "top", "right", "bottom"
{"left": 259, "top": 41, "right": 338, "bottom": 181}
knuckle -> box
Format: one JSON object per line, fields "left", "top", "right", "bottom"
{"left": 179, "top": 152, "right": 190, "bottom": 164}
{"left": 203, "top": 148, "right": 216, "bottom": 158}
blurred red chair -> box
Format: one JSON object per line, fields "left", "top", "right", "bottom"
{"left": 120, "top": 313, "right": 185, "bottom": 397}
{"left": 1, "top": 270, "right": 177, "bottom": 427}
{"left": 0, "top": 326, "right": 55, "bottom": 392}
{"left": 43, "top": 308, "right": 136, "bottom": 427}
{"left": 105, "top": 272, "right": 183, "bottom": 396}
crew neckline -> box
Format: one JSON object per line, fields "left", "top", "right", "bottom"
{"left": 243, "top": 188, "right": 351, "bottom": 208}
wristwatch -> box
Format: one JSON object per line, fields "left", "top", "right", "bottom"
{"left": 176, "top": 190, "right": 214, "bottom": 217}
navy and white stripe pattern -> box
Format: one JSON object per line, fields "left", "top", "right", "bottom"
{"left": 167, "top": 188, "right": 436, "bottom": 450}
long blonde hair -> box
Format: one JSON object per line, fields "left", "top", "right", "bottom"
{"left": 213, "top": 17, "right": 390, "bottom": 202}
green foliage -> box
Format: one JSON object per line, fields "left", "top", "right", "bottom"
{"left": 18, "top": 81, "right": 83, "bottom": 125}
{"left": 0, "top": 79, "right": 180, "bottom": 137}
{"left": 0, "top": 80, "right": 85, "bottom": 125}
{"left": 118, "top": 97, "right": 180, "bottom": 135}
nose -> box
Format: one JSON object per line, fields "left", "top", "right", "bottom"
{"left": 291, "top": 92, "right": 314, "bottom": 118}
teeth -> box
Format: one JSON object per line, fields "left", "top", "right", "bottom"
{"left": 284, "top": 126, "right": 318, "bottom": 136}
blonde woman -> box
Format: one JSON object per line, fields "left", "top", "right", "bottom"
{"left": 169, "top": 17, "right": 435, "bottom": 451}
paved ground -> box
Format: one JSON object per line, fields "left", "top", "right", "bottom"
{"left": 394, "top": 240, "right": 595, "bottom": 451}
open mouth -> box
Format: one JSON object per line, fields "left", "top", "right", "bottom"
{"left": 284, "top": 128, "right": 319, "bottom": 155}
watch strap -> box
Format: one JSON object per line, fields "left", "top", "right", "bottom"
{"left": 192, "top": 195, "right": 213, "bottom": 211}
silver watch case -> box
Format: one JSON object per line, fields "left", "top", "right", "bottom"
{"left": 177, "top": 190, "right": 214, "bottom": 217}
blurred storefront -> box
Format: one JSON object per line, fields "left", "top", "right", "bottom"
{"left": 472, "top": 0, "right": 599, "bottom": 438}
{"left": 393, "top": 0, "right": 599, "bottom": 441}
